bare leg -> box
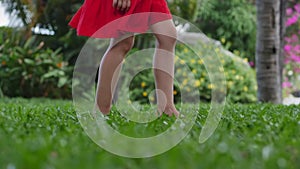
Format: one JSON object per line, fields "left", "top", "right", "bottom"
{"left": 95, "top": 35, "right": 134, "bottom": 114}
{"left": 151, "top": 20, "right": 180, "bottom": 117}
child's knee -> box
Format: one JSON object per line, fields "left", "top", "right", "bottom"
{"left": 155, "top": 30, "right": 177, "bottom": 49}
{"left": 112, "top": 36, "right": 134, "bottom": 53}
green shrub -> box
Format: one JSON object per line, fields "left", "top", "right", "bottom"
{"left": 125, "top": 40, "right": 257, "bottom": 104}
{"left": 196, "top": 0, "right": 256, "bottom": 62}
{"left": 168, "top": 0, "right": 200, "bottom": 22}
{"left": 0, "top": 27, "right": 73, "bottom": 98}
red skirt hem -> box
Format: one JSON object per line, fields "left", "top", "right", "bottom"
{"left": 68, "top": 0, "right": 173, "bottom": 38}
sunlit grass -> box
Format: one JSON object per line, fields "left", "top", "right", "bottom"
{"left": 0, "top": 97, "right": 300, "bottom": 169}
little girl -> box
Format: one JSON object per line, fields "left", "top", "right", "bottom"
{"left": 68, "top": 0, "right": 179, "bottom": 117}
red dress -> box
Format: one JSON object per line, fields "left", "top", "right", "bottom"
{"left": 68, "top": 0, "right": 173, "bottom": 38}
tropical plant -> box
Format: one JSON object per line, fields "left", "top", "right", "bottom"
{"left": 195, "top": 0, "right": 256, "bottom": 62}
{"left": 0, "top": 27, "right": 73, "bottom": 98}
{"left": 0, "top": 0, "right": 86, "bottom": 63}
{"left": 168, "top": 0, "right": 200, "bottom": 22}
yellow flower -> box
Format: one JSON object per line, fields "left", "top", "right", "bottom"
{"left": 141, "top": 82, "right": 146, "bottom": 88}
{"left": 183, "top": 48, "right": 189, "bottom": 53}
{"left": 142, "top": 92, "right": 148, "bottom": 97}
{"left": 243, "top": 86, "right": 248, "bottom": 92}
{"left": 194, "top": 80, "right": 201, "bottom": 87}
{"left": 219, "top": 67, "right": 224, "bottom": 72}
{"left": 208, "top": 84, "right": 214, "bottom": 89}
{"left": 186, "top": 87, "right": 191, "bottom": 92}
{"left": 243, "top": 58, "right": 248, "bottom": 63}
{"left": 215, "top": 48, "right": 220, "bottom": 53}
{"left": 150, "top": 96, "right": 155, "bottom": 101}
{"left": 221, "top": 37, "right": 226, "bottom": 44}
{"left": 183, "top": 79, "right": 188, "bottom": 85}
{"left": 228, "top": 81, "right": 233, "bottom": 87}
{"left": 232, "top": 70, "right": 236, "bottom": 74}
{"left": 127, "top": 100, "right": 132, "bottom": 104}
{"left": 190, "top": 59, "right": 196, "bottom": 64}
{"left": 235, "top": 75, "right": 240, "bottom": 80}
{"left": 180, "top": 60, "right": 185, "bottom": 64}
{"left": 234, "top": 50, "right": 240, "bottom": 56}
{"left": 173, "top": 90, "right": 178, "bottom": 95}
{"left": 175, "top": 55, "right": 179, "bottom": 62}
{"left": 221, "top": 59, "right": 225, "bottom": 64}
{"left": 198, "top": 59, "right": 203, "bottom": 65}
{"left": 192, "top": 69, "right": 197, "bottom": 74}
{"left": 200, "top": 78, "right": 205, "bottom": 82}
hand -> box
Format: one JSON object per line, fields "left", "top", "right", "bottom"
{"left": 113, "top": 0, "right": 131, "bottom": 13}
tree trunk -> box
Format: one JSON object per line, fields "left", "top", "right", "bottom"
{"left": 279, "top": 0, "right": 287, "bottom": 99}
{"left": 256, "top": 0, "right": 282, "bottom": 103}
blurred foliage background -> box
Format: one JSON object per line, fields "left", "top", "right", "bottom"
{"left": 0, "top": 0, "right": 257, "bottom": 62}
{"left": 0, "top": 0, "right": 271, "bottom": 103}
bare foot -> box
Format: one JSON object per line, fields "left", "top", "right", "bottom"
{"left": 97, "top": 96, "right": 111, "bottom": 115}
{"left": 96, "top": 103, "right": 111, "bottom": 115}
{"left": 157, "top": 104, "right": 180, "bottom": 118}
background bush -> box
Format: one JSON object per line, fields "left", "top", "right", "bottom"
{"left": 0, "top": 0, "right": 258, "bottom": 101}
{"left": 0, "top": 27, "right": 73, "bottom": 98}
{"left": 195, "top": 0, "right": 256, "bottom": 62}
{"left": 125, "top": 39, "right": 257, "bottom": 104}
{"left": 0, "top": 0, "right": 257, "bottom": 65}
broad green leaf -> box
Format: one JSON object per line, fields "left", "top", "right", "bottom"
{"left": 42, "top": 70, "right": 58, "bottom": 79}
{"left": 58, "top": 77, "right": 67, "bottom": 88}
{"left": 24, "top": 58, "right": 35, "bottom": 65}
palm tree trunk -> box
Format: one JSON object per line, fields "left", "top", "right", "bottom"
{"left": 279, "top": 0, "right": 287, "bottom": 99}
{"left": 256, "top": 0, "right": 282, "bottom": 103}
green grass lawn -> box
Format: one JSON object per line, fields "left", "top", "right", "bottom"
{"left": 0, "top": 97, "right": 300, "bottom": 169}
